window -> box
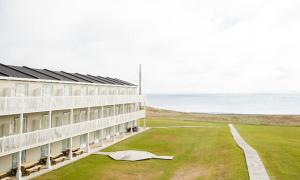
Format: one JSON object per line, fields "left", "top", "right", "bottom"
{"left": 42, "top": 84, "right": 53, "bottom": 96}
{"left": 0, "top": 124, "right": 4, "bottom": 137}
{"left": 15, "top": 84, "right": 28, "bottom": 97}
{"left": 12, "top": 153, "right": 18, "bottom": 168}
{"left": 94, "top": 131, "right": 100, "bottom": 143}
{"left": 64, "top": 85, "right": 72, "bottom": 96}
{"left": 80, "top": 134, "right": 87, "bottom": 148}
{"left": 62, "top": 112, "right": 70, "bottom": 125}
{"left": 62, "top": 139, "right": 69, "bottom": 151}
{"left": 22, "top": 116, "right": 27, "bottom": 133}
{"left": 22, "top": 151, "right": 26, "bottom": 163}
{"left": 41, "top": 145, "right": 48, "bottom": 158}
{"left": 32, "top": 119, "right": 40, "bottom": 131}
{"left": 13, "top": 117, "right": 19, "bottom": 134}
{"left": 41, "top": 115, "right": 49, "bottom": 129}
{"left": 13, "top": 151, "right": 26, "bottom": 166}
{"left": 82, "top": 86, "right": 88, "bottom": 96}
{"left": 80, "top": 111, "right": 86, "bottom": 122}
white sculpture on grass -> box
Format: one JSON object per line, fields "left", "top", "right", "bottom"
{"left": 94, "top": 150, "right": 173, "bottom": 161}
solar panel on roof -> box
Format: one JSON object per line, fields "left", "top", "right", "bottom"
{"left": 0, "top": 64, "right": 36, "bottom": 79}
{"left": 0, "top": 63, "right": 136, "bottom": 86}
{"left": 42, "top": 69, "right": 77, "bottom": 82}
{"left": 86, "top": 75, "right": 110, "bottom": 84}
{"left": 97, "top": 76, "right": 118, "bottom": 84}
{"left": 58, "top": 71, "right": 90, "bottom": 83}
{"left": 71, "top": 73, "right": 99, "bottom": 83}
{"left": 114, "top": 78, "right": 135, "bottom": 86}
{"left": 105, "top": 77, "right": 126, "bottom": 85}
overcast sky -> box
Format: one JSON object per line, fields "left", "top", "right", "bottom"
{"left": 0, "top": 0, "right": 300, "bottom": 94}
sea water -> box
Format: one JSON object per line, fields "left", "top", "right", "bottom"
{"left": 146, "top": 94, "right": 300, "bottom": 115}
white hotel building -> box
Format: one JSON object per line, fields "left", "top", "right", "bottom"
{"left": 0, "top": 63, "right": 146, "bottom": 179}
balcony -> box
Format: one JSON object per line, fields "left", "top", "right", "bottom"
{"left": 0, "top": 110, "right": 145, "bottom": 157}
{"left": 0, "top": 95, "right": 145, "bottom": 115}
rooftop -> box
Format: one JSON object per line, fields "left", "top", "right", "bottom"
{"left": 0, "top": 63, "right": 135, "bottom": 86}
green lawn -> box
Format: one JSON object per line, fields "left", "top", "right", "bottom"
{"left": 36, "top": 119, "right": 248, "bottom": 180}
{"left": 236, "top": 124, "right": 300, "bottom": 180}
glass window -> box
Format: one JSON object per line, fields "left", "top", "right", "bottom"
{"left": 82, "top": 86, "right": 88, "bottom": 96}
{"left": 62, "top": 112, "right": 70, "bottom": 125}
{"left": 80, "top": 134, "right": 87, "bottom": 148}
{"left": 21, "top": 151, "right": 26, "bottom": 163}
{"left": 64, "top": 85, "right": 72, "bottom": 96}
{"left": 80, "top": 111, "right": 86, "bottom": 122}
{"left": 15, "top": 84, "right": 28, "bottom": 97}
{"left": 42, "top": 84, "right": 53, "bottom": 96}
{"left": 62, "top": 139, "right": 69, "bottom": 151}
{"left": 23, "top": 116, "right": 27, "bottom": 133}
{"left": 41, "top": 115, "right": 49, "bottom": 129}
{"left": 41, "top": 145, "right": 48, "bottom": 158}
{"left": 12, "top": 153, "right": 18, "bottom": 168}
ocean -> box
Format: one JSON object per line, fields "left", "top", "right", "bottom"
{"left": 146, "top": 94, "right": 300, "bottom": 115}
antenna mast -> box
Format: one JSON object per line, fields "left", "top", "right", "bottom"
{"left": 139, "top": 64, "right": 142, "bottom": 95}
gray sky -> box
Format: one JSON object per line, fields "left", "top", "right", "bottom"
{"left": 0, "top": 0, "right": 300, "bottom": 94}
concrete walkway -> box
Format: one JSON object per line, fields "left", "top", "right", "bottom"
{"left": 152, "top": 126, "right": 221, "bottom": 129}
{"left": 228, "top": 124, "right": 270, "bottom": 180}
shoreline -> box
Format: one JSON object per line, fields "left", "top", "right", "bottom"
{"left": 147, "top": 107, "right": 300, "bottom": 126}
{"left": 149, "top": 106, "right": 300, "bottom": 116}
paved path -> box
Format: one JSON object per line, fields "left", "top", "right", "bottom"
{"left": 228, "top": 124, "right": 270, "bottom": 180}
{"left": 152, "top": 126, "right": 221, "bottom": 129}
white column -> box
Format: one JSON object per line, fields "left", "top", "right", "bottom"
{"left": 46, "top": 111, "right": 52, "bottom": 169}
{"left": 86, "top": 133, "right": 90, "bottom": 153}
{"left": 46, "top": 143, "right": 51, "bottom": 169}
{"left": 69, "top": 109, "right": 74, "bottom": 159}
{"left": 100, "top": 106, "right": 104, "bottom": 146}
{"left": 87, "top": 107, "right": 91, "bottom": 152}
{"left": 16, "top": 113, "right": 23, "bottom": 179}
{"left": 131, "top": 120, "right": 133, "bottom": 135}
{"left": 16, "top": 151, "right": 22, "bottom": 180}
{"left": 113, "top": 105, "right": 116, "bottom": 142}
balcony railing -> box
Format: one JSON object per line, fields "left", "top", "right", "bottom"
{"left": 0, "top": 95, "right": 145, "bottom": 115}
{"left": 0, "top": 110, "right": 145, "bottom": 157}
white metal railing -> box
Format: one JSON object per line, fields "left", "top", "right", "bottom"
{"left": 0, "top": 110, "right": 145, "bottom": 157}
{"left": 0, "top": 95, "right": 145, "bottom": 115}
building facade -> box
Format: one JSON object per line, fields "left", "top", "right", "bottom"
{"left": 0, "top": 64, "right": 146, "bottom": 179}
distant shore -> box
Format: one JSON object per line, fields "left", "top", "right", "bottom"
{"left": 147, "top": 107, "right": 300, "bottom": 126}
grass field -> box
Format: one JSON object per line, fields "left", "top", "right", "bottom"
{"left": 236, "top": 124, "right": 300, "bottom": 180}
{"left": 36, "top": 108, "right": 300, "bottom": 180}
{"left": 36, "top": 119, "right": 248, "bottom": 180}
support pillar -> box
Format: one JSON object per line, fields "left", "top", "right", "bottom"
{"left": 86, "top": 133, "right": 90, "bottom": 153}
{"left": 113, "top": 105, "right": 116, "bottom": 142}
{"left": 131, "top": 121, "right": 133, "bottom": 135}
{"left": 46, "top": 111, "right": 52, "bottom": 169}
{"left": 69, "top": 138, "right": 73, "bottom": 160}
{"left": 100, "top": 106, "right": 104, "bottom": 146}
{"left": 46, "top": 143, "right": 51, "bottom": 169}
{"left": 16, "top": 151, "right": 22, "bottom": 180}
{"left": 69, "top": 109, "right": 74, "bottom": 159}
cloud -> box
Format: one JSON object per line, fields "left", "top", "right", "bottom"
{"left": 0, "top": 0, "right": 300, "bottom": 93}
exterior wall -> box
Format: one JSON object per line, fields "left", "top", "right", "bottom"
{"left": 0, "top": 77, "right": 145, "bottom": 177}
{"left": 51, "top": 141, "right": 62, "bottom": 156}
{"left": 72, "top": 136, "right": 80, "bottom": 149}
{"left": 0, "top": 154, "right": 12, "bottom": 173}
{"left": 25, "top": 147, "right": 41, "bottom": 163}
{"left": 0, "top": 115, "right": 17, "bottom": 137}
{"left": 0, "top": 79, "right": 137, "bottom": 98}
{"left": 89, "top": 132, "right": 95, "bottom": 143}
